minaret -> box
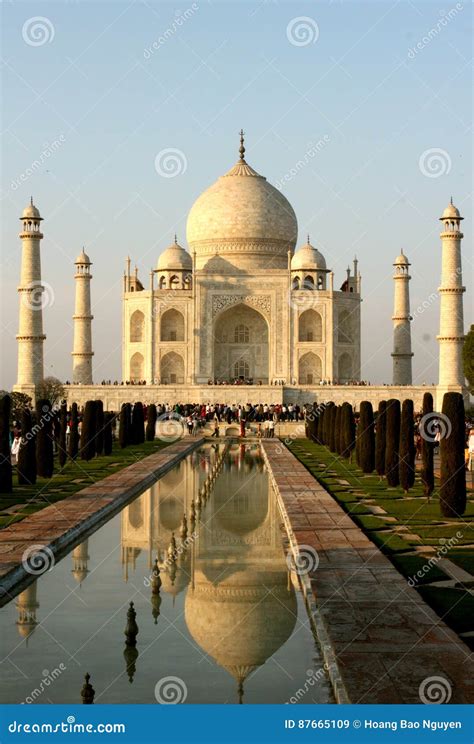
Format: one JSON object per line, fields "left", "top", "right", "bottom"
{"left": 15, "top": 198, "right": 46, "bottom": 397}
{"left": 72, "top": 248, "right": 94, "bottom": 384}
{"left": 437, "top": 199, "right": 465, "bottom": 394}
{"left": 391, "top": 250, "right": 413, "bottom": 385}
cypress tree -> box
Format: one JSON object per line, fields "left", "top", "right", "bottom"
{"left": 103, "top": 412, "right": 113, "bottom": 455}
{"left": 95, "top": 400, "right": 104, "bottom": 456}
{"left": 340, "top": 402, "right": 356, "bottom": 460}
{"left": 318, "top": 406, "right": 326, "bottom": 445}
{"left": 119, "top": 404, "right": 128, "bottom": 448}
{"left": 399, "top": 399, "right": 415, "bottom": 494}
{"left": 58, "top": 401, "right": 67, "bottom": 468}
{"left": 17, "top": 408, "right": 36, "bottom": 485}
{"left": 325, "top": 403, "right": 334, "bottom": 447}
{"left": 125, "top": 404, "right": 133, "bottom": 445}
{"left": 36, "top": 399, "right": 54, "bottom": 478}
{"left": 69, "top": 403, "right": 79, "bottom": 459}
{"left": 420, "top": 392, "right": 435, "bottom": 499}
{"left": 132, "top": 402, "right": 145, "bottom": 445}
{"left": 439, "top": 393, "right": 466, "bottom": 517}
{"left": 0, "top": 395, "right": 13, "bottom": 493}
{"left": 328, "top": 405, "right": 337, "bottom": 453}
{"left": 375, "top": 400, "right": 387, "bottom": 478}
{"left": 146, "top": 404, "right": 157, "bottom": 442}
{"left": 356, "top": 401, "right": 375, "bottom": 473}
{"left": 385, "top": 398, "right": 401, "bottom": 486}
{"left": 334, "top": 406, "right": 342, "bottom": 454}
{"left": 80, "top": 401, "right": 97, "bottom": 461}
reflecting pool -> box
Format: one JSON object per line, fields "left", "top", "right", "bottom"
{"left": 0, "top": 443, "right": 333, "bottom": 704}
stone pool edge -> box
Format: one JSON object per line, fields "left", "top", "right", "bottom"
{"left": 0, "top": 437, "right": 204, "bottom": 605}
{"left": 261, "top": 440, "right": 350, "bottom": 705}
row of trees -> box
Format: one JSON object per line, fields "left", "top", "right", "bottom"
{"left": 0, "top": 395, "right": 157, "bottom": 494}
{"left": 306, "top": 392, "right": 466, "bottom": 518}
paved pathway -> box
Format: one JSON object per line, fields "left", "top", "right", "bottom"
{"left": 0, "top": 438, "right": 203, "bottom": 604}
{"left": 262, "top": 440, "right": 474, "bottom": 704}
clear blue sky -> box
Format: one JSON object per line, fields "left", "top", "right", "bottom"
{"left": 1, "top": 0, "right": 471, "bottom": 388}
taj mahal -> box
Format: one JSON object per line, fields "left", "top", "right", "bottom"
{"left": 13, "top": 132, "right": 467, "bottom": 411}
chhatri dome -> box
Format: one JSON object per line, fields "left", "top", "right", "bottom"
{"left": 440, "top": 198, "right": 462, "bottom": 221}
{"left": 186, "top": 130, "right": 298, "bottom": 270}
{"left": 157, "top": 236, "right": 192, "bottom": 271}
{"left": 393, "top": 248, "right": 409, "bottom": 266}
{"left": 20, "top": 197, "right": 42, "bottom": 221}
{"left": 291, "top": 236, "right": 327, "bottom": 270}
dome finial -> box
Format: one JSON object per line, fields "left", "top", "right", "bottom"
{"left": 307, "top": 234, "right": 310, "bottom": 244}
{"left": 239, "top": 129, "right": 245, "bottom": 162}
{"left": 30, "top": 196, "right": 33, "bottom": 206}
{"left": 174, "top": 233, "right": 178, "bottom": 245}
{"left": 450, "top": 195, "right": 453, "bottom": 205}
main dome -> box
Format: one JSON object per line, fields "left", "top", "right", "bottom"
{"left": 186, "top": 136, "right": 298, "bottom": 270}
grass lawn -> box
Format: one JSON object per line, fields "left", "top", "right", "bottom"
{"left": 287, "top": 439, "right": 474, "bottom": 647}
{"left": 0, "top": 439, "right": 169, "bottom": 530}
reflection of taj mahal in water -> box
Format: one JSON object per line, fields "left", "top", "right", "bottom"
{"left": 121, "top": 443, "right": 297, "bottom": 696}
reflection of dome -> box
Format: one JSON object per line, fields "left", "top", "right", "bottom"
{"left": 186, "top": 136, "right": 297, "bottom": 270}
{"left": 291, "top": 240, "right": 326, "bottom": 270}
{"left": 159, "top": 497, "right": 183, "bottom": 531}
{"left": 185, "top": 567, "right": 296, "bottom": 682}
{"left": 157, "top": 240, "right": 192, "bottom": 271}
{"left": 159, "top": 557, "right": 191, "bottom": 597}
{"left": 213, "top": 475, "right": 268, "bottom": 535}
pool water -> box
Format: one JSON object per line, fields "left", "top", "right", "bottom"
{"left": 0, "top": 443, "right": 333, "bottom": 704}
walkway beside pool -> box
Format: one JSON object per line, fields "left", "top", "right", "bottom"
{"left": 262, "top": 439, "right": 474, "bottom": 704}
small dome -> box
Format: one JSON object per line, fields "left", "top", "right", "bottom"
{"left": 440, "top": 201, "right": 461, "bottom": 220}
{"left": 157, "top": 240, "right": 192, "bottom": 271}
{"left": 291, "top": 240, "right": 326, "bottom": 271}
{"left": 75, "top": 248, "right": 91, "bottom": 264}
{"left": 21, "top": 199, "right": 41, "bottom": 220}
{"left": 394, "top": 250, "right": 409, "bottom": 265}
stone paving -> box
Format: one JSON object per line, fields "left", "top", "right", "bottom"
{"left": 262, "top": 440, "right": 474, "bottom": 704}
{"left": 0, "top": 438, "right": 203, "bottom": 603}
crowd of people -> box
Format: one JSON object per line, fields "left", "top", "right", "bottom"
{"left": 7, "top": 399, "right": 474, "bottom": 471}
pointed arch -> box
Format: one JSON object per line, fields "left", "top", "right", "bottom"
{"left": 161, "top": 308, "right": 185, "bottom": 342}
{"left": 130, "top": 352, "right": 144, "bottom": 381}
{"left": 160, "top": 351, "right": 185, "bottom": 384}
{"left": 298, "top": 309, "right": 322, "bottom": 342}
{"left": 130, "top": 310, "right": 145, "bottom": 342}
{"left": 338, "top": 352, "right": 352, "bottom": 382}
{"left": 298, "top": 352, "right": 322, "bottom": 385}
